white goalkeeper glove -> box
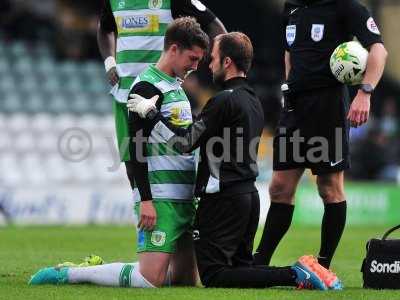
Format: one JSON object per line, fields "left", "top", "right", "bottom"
{"left": 127, "top": 94, "right": 159, "bottom": 118}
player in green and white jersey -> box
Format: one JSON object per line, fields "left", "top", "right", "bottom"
{"left": 97, "top": 0, "right": 226, "bottom": 162}
{"left": 96, "top": 1, "right": 225, "bottom": 284}
{"left": 29, "top": 17, "right": 209, "bottom": 288}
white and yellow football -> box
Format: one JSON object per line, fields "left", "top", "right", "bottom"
{"left": 330, "top": 41, "right": 369, "bottom": 85}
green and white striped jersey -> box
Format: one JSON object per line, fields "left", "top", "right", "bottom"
{"left": 109, "top": 0, "right": 173, "bottom": 102}
{"left": 105, "top": 0, "right": 215, "bottom": 103}
{"left": 132, "top": 65, "right": 195, "bottom": 203}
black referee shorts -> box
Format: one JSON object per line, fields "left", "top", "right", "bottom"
{"left": 273, "top": 85, "right": 350, "bottom": 175}
{"left": 194, "top": 191, "right": 260, "bottom": 286}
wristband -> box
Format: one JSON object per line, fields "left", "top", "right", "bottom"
{"left": 358, "top": 83, "right": 374, "bottom": 94}
{"left": 104, "top": 56, "right": 117, "bottom": 73}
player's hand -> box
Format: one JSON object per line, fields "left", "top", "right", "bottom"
{"left": 127, "top": 94, "right": 159, "bottom": 118}
{"left": 139, "top": 200, "right": 157, "bottom": 231}
{"left": 107, "top": 67, "right": 119, "bottom": 86}
{"left": 347, "top": 90, "right": 371, "bottom": 127}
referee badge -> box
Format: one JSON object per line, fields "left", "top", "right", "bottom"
{"left": 311, "top": 24, "right": 324, "bottom": 42}
{"left": 286, "top": 25, "right": 296, "bottom": 46}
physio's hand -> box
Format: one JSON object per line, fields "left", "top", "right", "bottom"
{"left": 127, "top": 94, "right": 159, "bottom": 118}
{"left": 347, "top": 90, "right": 371, "bottom": 127}
{"left": 107, "top": 67, "right": 119, "bottom": 86}
{"left": 139, "top": 200, "right": 157, "bottom": 231}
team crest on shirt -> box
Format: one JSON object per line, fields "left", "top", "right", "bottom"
{"left": 149, "top": 0, "right": 162, "bottom": 9}
{"left": 311, "top": 24, "right": 324, "bottom": 42}
{"left": 286, "top": 25, "right": 296, "bottom": 46}
{"left": 118, "top": 0, "right": 125, "bottom": 9}
{"left": 151, "top": 231, "right": 166, "bottom": 246}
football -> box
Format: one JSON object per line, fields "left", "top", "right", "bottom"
{"left": 330, "top": 41, "right": 369, "bottom": 85}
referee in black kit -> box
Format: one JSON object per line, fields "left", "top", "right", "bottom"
{"left": 127, "top": 32, "right": 341, "bottom": 289}
{"left": 254, "top": 0, "right": 388, "bottom": 268}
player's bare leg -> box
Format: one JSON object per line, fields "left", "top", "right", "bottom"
{"left": 138, "top": 252, "right": 171, "bottom": 287}
{"left": 254, "top": 169, "right": 304, "bottom": 265}
{"left": 316, "top": 171, "right": 346, "bottom": 268}
{"left": 268, "top": 169, "right": 305, "bottom": 204}
{"left": 316, "top": 171, "right": 345, "bottom": 204}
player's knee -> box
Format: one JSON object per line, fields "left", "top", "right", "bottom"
{"left": 139, "top": 264, "right": 168, "bottom": 287}
{"left": 317, "top": 178, "right": 344, "bottom": 203}
{"left": 268, "top": 180, "right": 296, "bottom": 202}
{"left": 141, "top": 271, "right": 166, "bottom": 287}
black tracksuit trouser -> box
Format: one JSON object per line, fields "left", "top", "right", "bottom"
{"left": 194, "top": 191, "right": 296, "bottom": 288}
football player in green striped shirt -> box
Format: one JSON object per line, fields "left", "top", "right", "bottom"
{"left": 97, "top": 0, "right": 225, "bottom": 162}
{"left": 97, "top": 0, "right": 225, "bottom": 285}
{"left": 29, "top": 17, "right": 209, "bottom": 288}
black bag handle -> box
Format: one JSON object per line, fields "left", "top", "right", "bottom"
{"left": 382, "top": 224, "right": 400, "bottom": 240}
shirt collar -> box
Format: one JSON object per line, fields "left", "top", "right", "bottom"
{"left": 222, "top": 76, "right": 248, "bottom": 90}
{"left": 149, "top": 64, "right": 178, "bottom": 84}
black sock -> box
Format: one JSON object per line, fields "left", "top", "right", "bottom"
{"left": 254, "top": 202, "right": 294, "bottom": 265}
{"left": 318, "top": 201, "right": 347, "bottom": 268}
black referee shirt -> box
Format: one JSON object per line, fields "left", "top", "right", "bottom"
{"left": 138, "top": 77, "right": 265, "bottom": 198}
{"left": 284, "top": 0, "right": 383, "bottom": 92}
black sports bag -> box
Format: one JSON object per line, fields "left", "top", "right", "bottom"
{"left": 361, "top": 225, "right": 400, "bottom": 289}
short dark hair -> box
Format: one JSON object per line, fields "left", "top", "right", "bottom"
{"left": 215, "top": 32, "right": 253, "bottom": 74}
{"left": 164, "top": 17, "right": 209, "bottom": 52}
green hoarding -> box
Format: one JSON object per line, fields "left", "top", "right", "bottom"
{"left": 293, "top": 182, "right": 400, "bottom": 225}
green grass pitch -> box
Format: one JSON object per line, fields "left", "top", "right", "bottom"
{"left": 1, "top": 225, "right": 400, "bottom": 300}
